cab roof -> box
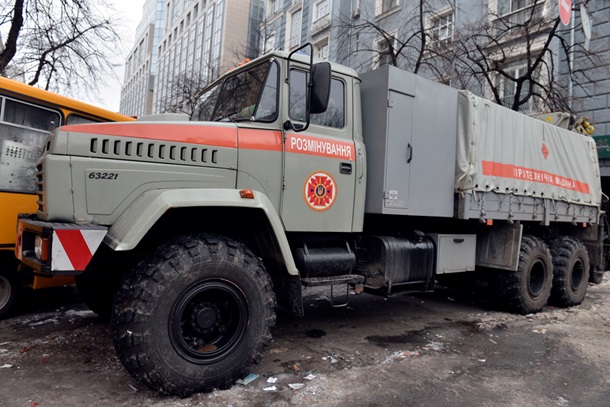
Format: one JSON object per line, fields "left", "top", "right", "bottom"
{"left": 213, "top": 48, "right": 360, "bottom": 86}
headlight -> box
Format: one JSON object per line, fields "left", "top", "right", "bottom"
{"left": 34, "top": 236, "right": 49, "bottom": 262}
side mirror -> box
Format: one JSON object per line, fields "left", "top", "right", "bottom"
{"left": 310, "top": 62, "right": 331, "bottom": 114}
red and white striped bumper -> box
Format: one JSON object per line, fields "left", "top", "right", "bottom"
{"left": 16, "top": 217, "right": 107, "bottom": 274}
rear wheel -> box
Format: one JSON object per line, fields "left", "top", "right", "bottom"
{"left": 497, "top": 235, "right": 553, "bottom": 314}
{"left": 550, "top": 237, "right": 589, "bottom": 306}
{"left": 110, "top": 234, "right": 276, "bottom": 396}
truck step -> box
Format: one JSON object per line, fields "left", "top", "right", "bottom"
{"left": 301, "top": 274, "right": 365, "bottom": 287}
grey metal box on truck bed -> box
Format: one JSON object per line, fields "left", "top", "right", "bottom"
{"left": 360, "top": 65, "right": 458, "bottom": 217}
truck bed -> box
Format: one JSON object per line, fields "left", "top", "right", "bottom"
{"left": 455, "top": 91, "right": 601, "bottom": 225}
{"left": 360, "top": 65, "right": 602, "bottom": 226}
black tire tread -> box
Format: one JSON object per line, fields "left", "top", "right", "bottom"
{"left": 110, "top": 234, "right": 276, "bottom": 396}
{"left": 550, "top": 236, "right": 589, "bottom": 307}
{"left": 497, "top": 235, "right": 553, "bottom": 315}
{"left": 0, "top": 268, "right": 22, "bottom": 320}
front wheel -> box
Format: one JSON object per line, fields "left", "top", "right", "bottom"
{"left": 110, "top": 234, "right": 276, "bottom": 396}
{"left": 496, "top": 235, "right": 553, "bottom": 314}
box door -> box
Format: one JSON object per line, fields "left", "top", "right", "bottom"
{"left": 384, "top": 90, "right": 414, "bottom": 213}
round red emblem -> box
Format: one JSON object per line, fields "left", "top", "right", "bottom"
{"left": 304, "top": 171, "right": 337, "bottom": 212}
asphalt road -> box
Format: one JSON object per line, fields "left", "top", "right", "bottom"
{"left": 0, "top": 278, "right": 609, "bottom": 407}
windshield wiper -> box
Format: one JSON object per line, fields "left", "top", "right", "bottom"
{"left": 214, "top": 112, "right": 237, "bottom": 122}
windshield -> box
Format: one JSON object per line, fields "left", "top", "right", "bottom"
{"left": 192, "top": 60, "right": 278, "bottom": 123}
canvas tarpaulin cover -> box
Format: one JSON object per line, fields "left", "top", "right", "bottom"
{"left": 455, "top": 91, "right": 602, "bottom": 207}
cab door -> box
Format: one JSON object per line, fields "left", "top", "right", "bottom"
{"left": 280, "top": 69, "right": 356, "bottom": 232}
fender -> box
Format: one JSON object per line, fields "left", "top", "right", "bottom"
{"left": 104, "top": 188, "right": 299, "bottom": 275}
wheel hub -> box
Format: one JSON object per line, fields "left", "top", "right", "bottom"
{"left": 170, "top": 280, "right": 249, "bottom": 365}
{"left": 191, "top": 303, "right": 221, "bottom": 333}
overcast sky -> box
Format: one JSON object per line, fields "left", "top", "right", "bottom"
{"left": 81, "top": 0, "right": 145, "bottom": 112}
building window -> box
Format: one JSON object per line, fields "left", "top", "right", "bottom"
{"left": 313, "top": 0, "right": 330, "bottom": 21}
{"left": 494, "top": 0, "right": 544, "bottom": 36}
{"left": 494, "top": 60, "right": 543, "bottom": 112}
{"left": 172, "top": 0, "right": 180, "bottom": 20}
{"left": 264, "top": 32, "right": 276, "bottom": 53}
{"left": 498, "top": 0, "right": 536, "bottom": 15}
{"left": 374, "top": 34, "right": 396, "bottom": 68}
{"left": 288, "top": 9, "right": 302, "bottom": 50}
{"left": 212, "top": 0, "right": 224, "bottom": 71}
{"left": 314, "top": 37, "right": 328, "bottom": 60}
{"left": 376, "top": 0, "right": 399, "bottom": 16}
{"left": 429, "top": 10, "right": 453, "bottom": 43}
{"left": 268, "top": 0, "right": 279, "bottom": 16}
{"left": 203, "top": 5, "right": 214, "bottom": 78}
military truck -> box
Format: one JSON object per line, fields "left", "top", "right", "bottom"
{"left": 14, "top": 45, "right": 604, "bottom": 396}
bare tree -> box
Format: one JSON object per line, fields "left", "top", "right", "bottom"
{"left": 333, "top": 0, "right": 466, "bottom": 86}
{"left": 0, "top": 0, "right": 122, "bottom": 96}
{"left": 162, "top": 69, "right": 218, "bottom": 116}
{"left": 334, "top": 1, "right": 429, "bottom": 72}
{"left": 446, "top": 0, "right": 601, "bottom": 112}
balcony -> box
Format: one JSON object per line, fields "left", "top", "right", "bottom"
{"left": 492, "top": 3, "right": 547, "bottom": 38}
{"left": 311, "top": 15, "right": 331, "bottom": 36}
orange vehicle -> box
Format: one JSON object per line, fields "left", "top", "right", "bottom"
{"left": 0, "top": 77, "right": 133, "bottom": 318}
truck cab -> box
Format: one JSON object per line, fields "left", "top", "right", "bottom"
{"left": 190, "top": 51, "right": 366, "bottom": 234}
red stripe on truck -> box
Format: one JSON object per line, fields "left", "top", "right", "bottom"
{"left": 61, "top": 123, "right": 238, "bottom": 148}
{"left": 481, "top": 160, "right": 590, "bottom": 194}
{"left": 62, "top": 124, "right": 354, "bottom": 161}
{"left": 54, "top": 230, "right": 92, "bottom": 270}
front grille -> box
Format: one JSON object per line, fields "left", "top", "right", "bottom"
{"left": 89, "top": 137, "right": 219, "bottom": 166}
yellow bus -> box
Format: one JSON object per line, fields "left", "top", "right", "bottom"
{"left": 0, "top": 76, "right": 134, "bottom": 318}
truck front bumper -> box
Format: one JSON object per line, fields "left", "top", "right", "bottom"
{"left": 16, "top": 216, "right": 107, "bottom": 275}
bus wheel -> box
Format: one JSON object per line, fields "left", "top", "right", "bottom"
{"left": 110, "top": 234, "right": 276, "bottom": 397}
{"left": 498, "top": 235, "right": 553, "bottom": 314}
{"left": 0, "top": 268, "right": 22, "bottom": 320}
{"left": 550, "top": 237, "right": 589, "bottom": 307}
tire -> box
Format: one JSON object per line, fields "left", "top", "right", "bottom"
{"left": 550, "top": 237, "right": 589, "bottom": 307}
{"left": 589, "top": 267, "right": 604, "bottom": 284}
{"left": 0, "top": 267, "right": 22, "bottom": 320}
{"left": 110, "top": 234, "right": 276, "bottom": 396}
{"left": 497, "top": 235, "right": 553, "bottom": 314}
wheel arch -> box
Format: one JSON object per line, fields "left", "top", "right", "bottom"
{"left": 104, "top": 188, "right": 299, "bottom": 277}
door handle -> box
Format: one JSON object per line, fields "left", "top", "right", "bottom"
{"left": 340, "top": 162, "right": 352, "bottom": 174}
{"left": 357, "top": 150, "right": 364, "bottom": 180}
{"left": 407, "top": 143, "right": 413, "bottom": 164}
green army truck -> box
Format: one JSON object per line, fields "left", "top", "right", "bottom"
{"left": 15, "top": 45, "right": 604, "bottom": 396}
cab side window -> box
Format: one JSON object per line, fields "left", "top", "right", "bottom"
{"left": 289, "top": 69, "right": 344, "bottom": 129}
